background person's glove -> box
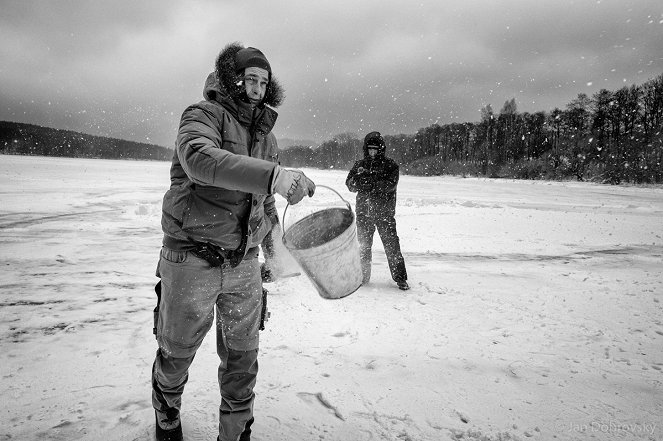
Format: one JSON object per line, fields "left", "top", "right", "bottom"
{"left": 271, "top": 166, "right": 316, "bottom": 204}
{"left": 357, "top": 174, "right": 373, "bottom": 191}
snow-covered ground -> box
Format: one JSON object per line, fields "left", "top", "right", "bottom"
{"left": 1, "top": 155, "right": 662, "bottom": 441}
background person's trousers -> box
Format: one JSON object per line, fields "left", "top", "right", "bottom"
{"left": 357, "top": 214, "right": 407, "bottom": 283}
{"left": 152, "top": 247, "right": 262, "bottom": 441}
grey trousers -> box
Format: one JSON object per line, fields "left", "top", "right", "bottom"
{"left": 152, "top": 247, "right": 262, "bottom": 441}
{"left": 357, "top": 214, "right": 407, "bottom": 283}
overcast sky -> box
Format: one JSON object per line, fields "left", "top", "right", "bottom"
{"left": 1, "top": 0, "right": 662, "bottom": 147}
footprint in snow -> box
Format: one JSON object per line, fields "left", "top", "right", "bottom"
{"left": 296, "top": 392, "right": 345, "bottom": 421}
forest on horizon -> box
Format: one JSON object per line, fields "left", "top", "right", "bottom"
{"left": 281, "top": 72, "right": 663, "bottom": 185}
{"left": 2, "top": 72, "right": 663, "bottom": 185}
{"left": 0, "top": 121, "right": 172, "bottom": 162}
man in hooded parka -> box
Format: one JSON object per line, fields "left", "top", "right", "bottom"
{"left": 346, "top": 131, "right": 409, "bottom": 291}
{"left": 152, "top": 42, "right": 315, "bottom": 441}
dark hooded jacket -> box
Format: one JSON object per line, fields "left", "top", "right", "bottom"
{"left": 345, "top": 136, "right": 399, "bottom": 219}
{"left": 161, "top": 43, "right": 284, "bottom": 262}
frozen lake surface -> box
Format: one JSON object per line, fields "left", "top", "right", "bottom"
{"left": 1, "top": 155, "right": 662, "bottom": 440}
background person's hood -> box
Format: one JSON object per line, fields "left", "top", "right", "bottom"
{"left": 363, "top": 131, "right": 386, "bottom": 159}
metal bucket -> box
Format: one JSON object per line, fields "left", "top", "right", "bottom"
{"left": 282, "top": 186, "right": 362, "bottom": 299}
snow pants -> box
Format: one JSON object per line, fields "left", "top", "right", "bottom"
{"left": 152, "top": 246, "right": 262, "bottom": 441}
{"left": 357, "top": 213, "right": 407, "bottom": 284}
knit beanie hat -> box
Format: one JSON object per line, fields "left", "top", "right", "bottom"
{"left": 234, "top": 47, "right": 271, "bottom": 74}
{"left": 364, "top": 131, "right": 385, "bottom": 149}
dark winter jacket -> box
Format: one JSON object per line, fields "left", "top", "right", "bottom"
{"left": 161, "top": 44, "right": 284, "bottom": 261}
{"left": 345, "top": 140, "right": 399, "bottom": 219}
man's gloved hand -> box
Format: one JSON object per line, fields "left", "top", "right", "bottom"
{"left": 357, "top": 175, "right": 373, "bottom": 191}
{"left": 271, "top": 166, "right": 316, "bottom": 205}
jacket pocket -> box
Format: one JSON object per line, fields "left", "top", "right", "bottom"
{"left": 248, "top": 215, "right": 269, "bottom": 249}
{"left": 160, "top": 247, "right": 188, "bottom": 264}
{"left": 162, "top": 186, "right": 190, "bottom": 225}
{"left": 181, "top": 187, "right": 244, "bottom": 248}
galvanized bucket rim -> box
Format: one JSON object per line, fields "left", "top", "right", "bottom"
{"left": 281, "top": 185, "right": 353, "bottom": 248}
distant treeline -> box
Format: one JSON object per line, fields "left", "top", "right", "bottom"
{"left": 4, "top": 71, "right": 663, "bottom": 185}
{"left": 280, "top": 73, "right": 663, "bottom": 184}
{"left": 0, "top": 121, "right": 172, "bottom": 161}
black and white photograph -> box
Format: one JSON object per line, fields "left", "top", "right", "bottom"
{"left": 1, "top": 1, "right": 662, "bottom": 440}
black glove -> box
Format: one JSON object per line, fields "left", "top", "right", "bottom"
{"left": 259, "top": 287, "right": 270, "bottom": 330}
{"left": 261, "top": 263, "right": 274, "bottom": 283}
{"left": 357, "top": 175, "right": 373, "bottom": 191}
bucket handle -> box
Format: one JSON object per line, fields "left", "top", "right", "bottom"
{"left": 282, "top": 185, "right": 352, "bottom": 244}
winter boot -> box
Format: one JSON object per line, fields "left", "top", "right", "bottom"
{"left": 155, "top": 408, "right": 182, "bottom": 441}
{"left": 216, "top": 417, "right": 254, "bottom": 441}
{"left": 397, "top": 281, "right": 410, "bottom": 291}
{"left": 239, "top": 417, "right": 254, "bottom": 441}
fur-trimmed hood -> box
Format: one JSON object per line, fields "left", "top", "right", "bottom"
{"left": 210, "top": 42, "right": 285, "bottom": 108}
{"left": 202, "top": 71, "right": 278, "bottom": 135}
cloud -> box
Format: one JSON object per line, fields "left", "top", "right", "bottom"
{"left": 1, "top": 0, "right": 662, "bottom": 146}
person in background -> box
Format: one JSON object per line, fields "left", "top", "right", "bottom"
{"left": 345, "top": 131, "right": 409, "bottom": 291}
{"left": 152, "top": 42, "right": 315, "bottom": 441}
